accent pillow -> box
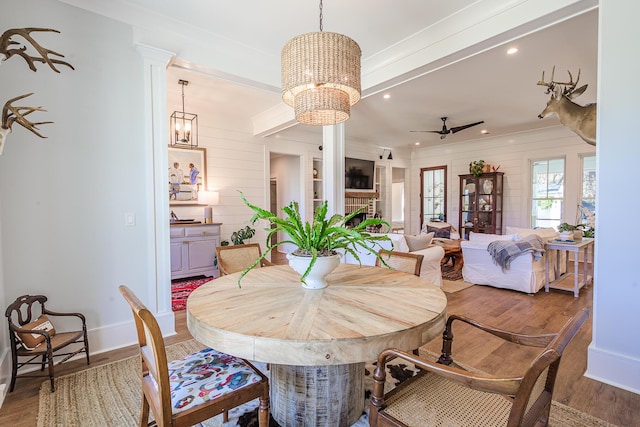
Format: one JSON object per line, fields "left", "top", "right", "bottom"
{"left": 404, "top": 232, "right": 434, "bottom": 251}
{"left": 426, "top": 225, "right": 451, "bottom": 239}
{"left": 16, "top": 315, "right": 56, "bottom": 350}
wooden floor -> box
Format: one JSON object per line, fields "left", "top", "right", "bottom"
{"left": 1, "top": 262, "right": 638, "bottom": 426}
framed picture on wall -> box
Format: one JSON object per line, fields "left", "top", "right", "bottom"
{"left": 168, "top": 147, "right": 206, "bottom": 205}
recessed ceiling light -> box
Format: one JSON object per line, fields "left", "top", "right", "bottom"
{"left": 414, "top": 142, "right": 420, "bottom": 146}
{"left": 481, "top": 129, "right": 489, "bottom": 134}
{"left": 507, "top": 47, "right": 518, "bottom": 55}
{"left": 383, "top": 93, "right": 391, "bottom": 99}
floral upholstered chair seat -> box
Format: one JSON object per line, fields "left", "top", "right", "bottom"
{"left": 165, "top": 347, "right": 265, "bottom": 414}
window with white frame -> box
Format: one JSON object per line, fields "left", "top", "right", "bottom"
{"left": 579, "top": 155, "right": 596, "bottom": 234}
{"left": 531, "top": 158, "right": 565, "bottom": 229}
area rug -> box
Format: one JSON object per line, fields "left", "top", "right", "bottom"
{"left": 442, "top": 279, "right": 475, "bottom": 293}
{"left": 441, "top": 263, "right": 463, "bottom": 281}
{"left": 171, "top": 277, "right": 213, "bottom": 311}
{"left": 37, "top": 341, "right": 615, "bottom": 427}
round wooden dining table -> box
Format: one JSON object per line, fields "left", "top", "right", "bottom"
{"left": 187, "top": 263, "right": 447, "bottom": 427}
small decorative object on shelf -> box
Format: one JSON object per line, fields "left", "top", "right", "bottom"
{"left": 313, "top": 167, "right": 318, "bottom": 177}
{"left": 469, "top": 160, "right": 485, "bottom": 177}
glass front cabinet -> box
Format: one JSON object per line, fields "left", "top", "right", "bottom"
{"left": 459, "top": 172, "right": 504, "bottom": 239}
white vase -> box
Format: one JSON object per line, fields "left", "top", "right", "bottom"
{"left": 286, "top": 253, "right": 341, "bottom": 289}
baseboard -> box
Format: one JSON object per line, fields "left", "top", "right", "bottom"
{"left": 586, "top": 344, "right": 640, "bottom": 394}
{"left": 86, "top": 310, "right": 177, "bottom": 354}
{"left": 0, "top": 310, "right": 176, "bottom": 409}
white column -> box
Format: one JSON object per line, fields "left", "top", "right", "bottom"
{"left": 586, "top": 0, "right": 640, "bottom": 394}
{"left": 136, "top": 44, "right": 175, "bottom": 322}
{"left": 322, "top": 125, "right": 345, "bottom": 216}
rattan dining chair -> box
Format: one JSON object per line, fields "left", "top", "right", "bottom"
{"left": 5, "top": 294, "right": 90, "bottom": 392}
{"left": 370, "top": 308, "right": 589, "bottom": 427}
{"left": 375, "top": 249, "right": 424, "bottom": 276}
{"left": 119, "top": 286, "right": 270, "bottom": 427}
{"left": 216, "top": 243, "right": 274, "bottom": 276}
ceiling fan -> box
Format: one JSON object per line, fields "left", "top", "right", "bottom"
{"left": 410, "top": 116, "right": 485, "bottom": 139}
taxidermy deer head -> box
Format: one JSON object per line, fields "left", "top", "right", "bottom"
{"left": 0, "top": 28, "right": 73, "bottom": 155}
{"left": 537, "top": 67, "right": 596, "bottom": 146}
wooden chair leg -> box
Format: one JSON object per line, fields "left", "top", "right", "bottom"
{"left": 223, "top": 410, "right": 229, "bottom": 422}
{"left": 47, "top": 350, "right": 55, "bottom": 392}
{"left": 140, "top": 395, "right": 150, "bottom": 427}
{"left": 8, "top": 351, "right": 17, "bottom": 392}
{"left": 258, "top": 397, "right": 270, "bottom": 427}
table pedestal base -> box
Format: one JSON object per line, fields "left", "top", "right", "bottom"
{"left": 270, "top": 363, "right": 364, "bottom": 427}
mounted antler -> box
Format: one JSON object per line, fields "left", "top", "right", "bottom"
{"left": 0, "top": 93, "right": 52, "bottom": 155}
{"left": 537, "top": 66, "right": 596, "bottom": 146}
{"left": 537, "top": 66, "right": 587, "bottom": 99}
{"left": 0, "top": 27, "right": 74, "bottom": 72}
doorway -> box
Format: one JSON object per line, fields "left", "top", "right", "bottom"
{"left": 269, "top": 152, "right": 302, "bottom": 254}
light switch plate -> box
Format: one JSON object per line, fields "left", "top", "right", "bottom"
{"left": 125, "top": 212, "right": 136, "bottom": 226}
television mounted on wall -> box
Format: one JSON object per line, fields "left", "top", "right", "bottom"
{"left": 345, "top": 157, "right": 375, "bottom": 191}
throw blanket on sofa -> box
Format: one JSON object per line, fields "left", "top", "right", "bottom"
{"left": 487, "top": 234, "right": 545, "bottom": 272}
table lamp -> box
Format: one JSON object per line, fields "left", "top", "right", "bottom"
{"left": 198, "top": 191, "right": 219, "bottom": 223}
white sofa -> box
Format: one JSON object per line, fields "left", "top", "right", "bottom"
{"left": 461, "top": 227, "right": 565, "bottom": 294}
{"left": 342, "top": 232, "right": 445, "bottom": 287}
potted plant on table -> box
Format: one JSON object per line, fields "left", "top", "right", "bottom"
{"left": 238, "top": 192, "right": 392, "bottom": 289}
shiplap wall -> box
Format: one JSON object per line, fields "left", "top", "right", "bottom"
{"left": 409, "top": 125, "right": 596, "bottom": 235}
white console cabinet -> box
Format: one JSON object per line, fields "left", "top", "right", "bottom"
{"left": 170, "top": 223, "right": 221, "bottom": 280}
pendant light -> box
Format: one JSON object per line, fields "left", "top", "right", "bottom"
{"left": 170, "top": 79, "right": 198, "bottom": 148}
{"left": 281, "top": 0, "right": 361, "bottom": 126}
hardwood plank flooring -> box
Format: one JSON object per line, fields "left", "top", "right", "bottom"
{"left": 1, "top": 264, "right": 638, "bottom": 426}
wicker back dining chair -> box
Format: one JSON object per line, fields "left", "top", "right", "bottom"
{"left": 375, "top": 249, "right": 424, "bottom": 276}
{"left": 119, "top": 286, "right": 269, "bottom": 427}
{"left": 5, "top": 294, "right": 90, "bottom": 392}
{"left": 216, "top": 243, "right": 273, "bottom": 276}
{"left": 370, "top": 309, "right": 590, "bottom": 427}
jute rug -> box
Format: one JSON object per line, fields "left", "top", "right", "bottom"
{"left": 37, "top": 341, "right": 615, "bottom": 427}
{"left": 441, "top": 279, "right": 475, "bottom": 293}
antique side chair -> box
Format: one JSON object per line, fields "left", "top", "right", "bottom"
{"left": 5, "top": 294, "right": 90, "bottom": 392}
{"left": 119, "top": 285, "right": 270, "bottom": 427}
{"left": 370, "top": 309, "right": 590, "bottom": 427}
{"left": 376, "top": 249, "right": 424, "bottom": 276}
{"left": 216, "top": 243, "right": 274, "bottom": 276}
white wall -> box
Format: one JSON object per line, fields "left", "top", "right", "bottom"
{"left": 585, "top": 0, "right": 640, "bottom": 393}
{"left": 0, "top": 0, "right": 153, "bottom": 374}
{"left": 409, "top": 126, "right": 595, "bottom": 235}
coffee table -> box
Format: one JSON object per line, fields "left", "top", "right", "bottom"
{"left": 434, "top": 239, "right": 463, "bottom": 270}
{"left": 187, "top": 264, "right": 447, "bottom": 426}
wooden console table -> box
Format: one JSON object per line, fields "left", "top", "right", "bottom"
{"left": 187, "top": 264, "right": 447, "bottom": 427}
{"left": 544, "top": 238, "right": 594, "bottom": 297}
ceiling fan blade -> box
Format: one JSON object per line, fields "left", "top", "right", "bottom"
{"left": 409, "top": 130, "right": 444, "bottom": 134}
{"left": 450, "top": 120, "right": 484, "bottom": 134}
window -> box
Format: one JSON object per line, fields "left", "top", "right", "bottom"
{"left": 531, "top": 158, "right": 565, "bottom": 229}
{"left": 579, "top": 155, "right": 596, "bottom": 230}
{"left": 420, "top": 166, "right": 447, "bottom": 225}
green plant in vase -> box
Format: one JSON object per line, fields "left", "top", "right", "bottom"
{"left": 238, "top": 192, "right": 392, "bottom": 287}
{"left": 469, "top": 160, "right": 485, "bottom": 177}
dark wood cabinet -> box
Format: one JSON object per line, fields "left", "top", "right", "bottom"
{"left": 459, "top": 172, "right": 504, "bottom": 239}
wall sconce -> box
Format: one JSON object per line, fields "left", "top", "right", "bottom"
{"left": 170, "top": 79, "right": 198, "bottom": 148}
{"left": 379, "top": 149, "right": 393, "bottom": 160}
{"left": 198, "top": 191, "right": 219, "bottom": 223}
